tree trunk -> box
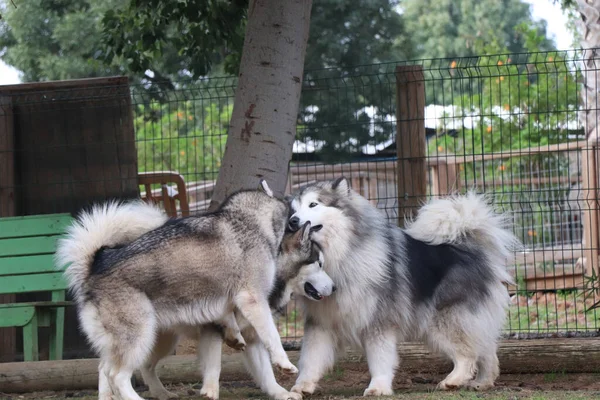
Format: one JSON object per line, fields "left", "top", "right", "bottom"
{"left": 209, "top": 0, "right": 312, "bottom": 210}
{"left": 577, "top": 0, "right": 600, "bottom": 144}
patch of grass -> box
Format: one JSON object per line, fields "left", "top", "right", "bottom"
{"left": 323, "top": 365, "right": 345, "bottom": 381}
{"left": 507, "top": 290, "right": 600, "bottom": 334}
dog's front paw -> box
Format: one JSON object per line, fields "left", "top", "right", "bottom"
{"left": 274, "top": 360, "right": 298, "bottom": 375}
{"left": 274, "top": 390, "right": 302, "bottom": 400}
{"left": 223, "top": 328, "right": 246, "bottom": 351}
{"left": 199, "top": 383, "right": 219, "bottom": 400}
{"left": 438, "top": 379, "right": 464, "bottom": 391}
{"left": 291, "top": 381, "right": 316, "bottom": 395}
{"left": 363, "top": 386, "right": 393, "bottom": 397}
{"left": 224, "top": 336, "right": 246, "bottom": 351}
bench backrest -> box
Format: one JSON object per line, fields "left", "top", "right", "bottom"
{"left": 0, "top": 213, "right": 72, "bottom": 296}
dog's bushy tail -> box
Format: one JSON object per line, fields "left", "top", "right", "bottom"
{"left": 55, "top": 200, "right": 168, "bottom": 301}
{"left": 404, "top": 192, "right": 520, "bottom": 283}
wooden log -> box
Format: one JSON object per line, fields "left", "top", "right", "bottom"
{"left": 3, "top": 339, "right": 600, "bottom": 393}
{"left": 395, "top": 66, "right": 426, "bottom": 227}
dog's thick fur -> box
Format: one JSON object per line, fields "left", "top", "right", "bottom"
{"left": 287, "top": 178, "right": 519, "bottom": 396}
{"left": 139, "top": 223, "right": 334, "bottom": 400}
{"left": 56, "top": 186, "right": 319, "bottom": 400}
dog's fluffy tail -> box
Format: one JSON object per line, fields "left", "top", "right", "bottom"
{"left": 55, "top": 200, "right": 168, "bottom": 301}
{"left": 405, "top": 192, "right": 520, "bottom": 283}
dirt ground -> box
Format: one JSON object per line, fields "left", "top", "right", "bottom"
{"left": 4, "top": 338, "right": 600, "bottom": 400}
{"left": 4, "top": 370, "right": 600, "bottom": 400}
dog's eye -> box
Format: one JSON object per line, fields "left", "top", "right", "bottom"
{"left": 309, "top": 202, "right": 318, "bottom": 208}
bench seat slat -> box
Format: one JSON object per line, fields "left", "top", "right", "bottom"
{"left": 0, "top": 254, "right": 65, "bottom": 276}
{"left": 0, "top": 236, "right": 61, "bottom": 257}
{"left": 0, "top": 272, "right": 69, "bottom": 295}
{"left": 0, "top": 301, "right": 74, "bottom": 309}
{"left": 0, "top": 213, "right": 72, "bottom": 239}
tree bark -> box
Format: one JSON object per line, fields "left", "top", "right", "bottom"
{"left": 576, "top": 0, "right": 600, "bottom": 144}
{"left": 209, "top": 0, "right": 312, "bottom": 209}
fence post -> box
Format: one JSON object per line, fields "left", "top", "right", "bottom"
{"left": 582, "top": 145, "right": 600, "bottom": 279}
{"left": 395, "top": 65, "right": 426, "bottom": 227}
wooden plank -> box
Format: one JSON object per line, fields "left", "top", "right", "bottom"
{"left": 0, "top": 272, "right": 68, "bottom": 295}
{"left": 513, "top": 245, "right": 583, "bottom": 266}
{"left": 2, "top": 338, "right": 600, "bottom": 392}
{"left": 395, "top": 66, "right": 426, "bottom": 227}
{"left": 0, "top": 235, "right": 60, "bottom": 257}
{"left": 443, "top": 140, "right": 586, "bottom": 166}
{"left": 524, "top": 272, "right": 584, "bottom": 291}
{"left": 10, "top": 77, "right": 139, "bottom": 216}
{"left": 429, "top": 162, "right": 459, "bottom": 196}
{"left": 0, "top": 254, "right": 59, "bottom": 275}
{"left": 0, "top": 213, "right": 71, "bottom": 238}
{"left": 0, "top": 95, "right": 15, "bottom": 217}
{"left": 0, "top": 95, "right": 17, "bottom": 361}
{"left": 0, "top": 76, "right": 129, "bottom": 93}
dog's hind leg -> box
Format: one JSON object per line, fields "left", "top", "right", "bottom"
{"left": 104, "top": 295, "right": 156, "bottom": 400}
{"left": 242, "top": 338, "right": 301, "bottom": 400}
{"left": 98, "top": 360, "right": 113, "bottom": 400}
{"left": 427, "top": 313, "right": 478, "bottom": 390}
{"left": 234, "top": 290, "right": 297, "bottom": 374}
{"left": 195, "top": 325, "right": 223, "bottom": 400}
{"left": 140, "top": 330, "right": 179, "bottom": 400}
{"left": 109, "top": 365, "right": 146, "bottom": 400}
{"left": 363, "top": 329, "right": 398, "bottom": 396}
{"left": 291, "top": 323, "right": 336, "bottom": 396}
{"left": 468, "top": 351, "right": 499, "bottom": 391}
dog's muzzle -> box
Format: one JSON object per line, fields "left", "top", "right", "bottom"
{"left": 288, "top": 216, "right": 300, "bottom": 231}
{"left": 304, "top": 282, "right": 324, "bottom": 300}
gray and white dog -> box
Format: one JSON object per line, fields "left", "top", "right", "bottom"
{"left": 56, "top": 182, "right": 333, "bottom": 400}
{"left": 287, "top": 178, "right": 519, "bottom": 396}
{"left": 140, "top": 222, "right": 335, "bottom": 400}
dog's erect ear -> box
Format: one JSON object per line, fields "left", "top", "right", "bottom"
{"left": 259, "top": 180, "right": 274, "bottom": 197}
{"left": 332, "top": 177, "right": 350, "bottom": 196}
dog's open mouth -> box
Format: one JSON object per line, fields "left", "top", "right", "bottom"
{"left": 304, "top": 282, "right": 323, "bottom": 300}
{"left": 310, "top": 224, "right": 323, "bottom": 233}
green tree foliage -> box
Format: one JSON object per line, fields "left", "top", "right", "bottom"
{"left": 428, "top": 26, "right": 579, "bottom": 157}
{"left": 102, "top": 0, "right": 247, "bottom": 80}
{"left": 0, "top": 0, "right": 564, "bottom": 164}
{"left": 401, "top": 0, "right": 555, "bottom": 60}
{"left": 135, "top": 100, "right": 231, "bottom": 180}
{"left": 426, "top": 27, "right": 580, "bottom": 248}
{"left": 0, "top": 0, "right": 125, "bottom": 82}
{"left": 298, "top": 0, "right": 410, "bottom": 160}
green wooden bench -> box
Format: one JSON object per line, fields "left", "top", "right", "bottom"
{"left": 0, "top": 213, "right": 74, "bottom": 361}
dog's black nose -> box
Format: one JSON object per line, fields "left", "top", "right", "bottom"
{"left": 288, "top": 216, "right": 300, "bottom": 231}
{"left": 332, "top": 285, "right": 337, "bottom": 293}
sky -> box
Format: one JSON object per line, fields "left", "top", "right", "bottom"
{"left": 0, "top": 0, "right": 576, "bottom": 86}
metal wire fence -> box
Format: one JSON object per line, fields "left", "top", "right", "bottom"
{"left": 1, "top": 49, "right": 600, "bottom": 359}
{"left": 283, "top": 50, "right": 600, "bottom": 340}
